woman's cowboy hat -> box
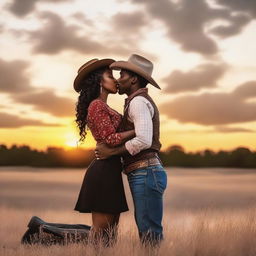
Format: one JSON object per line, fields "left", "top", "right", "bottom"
{"left": 73, "top": 58, "right": 115, "bottom": 92}
{"left": 110, "top": 54, "right": 161, "bottom": 89}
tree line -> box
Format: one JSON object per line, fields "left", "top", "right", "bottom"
{"left": 0, "top": 144, "right": 255, "bottom": 168}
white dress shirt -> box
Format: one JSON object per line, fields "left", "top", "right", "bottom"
{"left": 125, "top": 96, "right": 154, "bottom": 156}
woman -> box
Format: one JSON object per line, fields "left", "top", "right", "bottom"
{"left": 73, "top": 58, "right": 134, "bottom": 246}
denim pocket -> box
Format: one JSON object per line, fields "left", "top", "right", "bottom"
{"left": 128, "top": 169, "right": 147, "bottom": 176}
{"left": 128, "top": 169, "right": 147, "bottom": 195}
{"left": 151, "top": 167, "right": 167, "bottom": 194}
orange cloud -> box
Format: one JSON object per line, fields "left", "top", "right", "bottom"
{"left": 0, "top": 112, "right": 61, "bottom": 128}
{"left": 163, "top": 63, "right": 228, "bottom": 93}
{"left": 160, "top": 81, "right": 256, "bottom": 125}
{"left": 12, "top": 89, "right": 76, "bottom": 117}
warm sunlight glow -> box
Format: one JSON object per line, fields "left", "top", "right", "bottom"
{"left": 0, "top": 0, "right": 255, "bottom": 152}
{"left": 64, "top": 132, "right": 79, "bottom": 148}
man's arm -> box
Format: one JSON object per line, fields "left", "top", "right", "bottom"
{"left": 124, "top": 96, "right": 154, "bottom": 155}
{"left": 95, "top": 143, "right": 128, "bottom": 159}
{"left": 95, "top": 96, "right": 154, "bottom": 159}
{"left": 113, "top": 129, "right": 136, "bottom": 145}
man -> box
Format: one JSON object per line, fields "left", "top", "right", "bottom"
{"left": 95, "top": 54, "right": 167, "bottom": 246}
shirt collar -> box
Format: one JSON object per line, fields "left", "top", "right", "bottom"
{"left": 125, "top": 88, "right": 148, "bottom": 105}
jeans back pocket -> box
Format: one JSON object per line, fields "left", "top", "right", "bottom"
{"left": 151, "top": 167, "right": 167, "bottom": 194}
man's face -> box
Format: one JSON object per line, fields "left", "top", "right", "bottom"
{"left": 117, "top": 69, "right": 133, "bottom": 95}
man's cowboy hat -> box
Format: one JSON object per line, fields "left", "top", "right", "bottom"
{"left": 110, "top": 54, "right": 161, "bottom": 89}
{"left": 73, "top": 58, "right": 115, "bottom": 92}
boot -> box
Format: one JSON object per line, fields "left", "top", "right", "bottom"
{"left": 28, "top": 216, "right": 91, "bottom": 230}
{"left": 21, "top": 216, "right": 91, "bottom": 245}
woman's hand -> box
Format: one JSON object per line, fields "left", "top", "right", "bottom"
{"left": 95, "top": 143, "right": 114, "bottom": 160}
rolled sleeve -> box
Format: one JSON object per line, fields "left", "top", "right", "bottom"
{"left": 88, "top": 100, "right": 122, "bottom": 146}
{"left": 124, "top": 96, "right": 154, "bottom": 156}
{"left": 105, "top": 133, "right": 122, "bottom": 146}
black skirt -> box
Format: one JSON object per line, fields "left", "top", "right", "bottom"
{"left": 74, "top": 155, "right": 129, "bottom": 214}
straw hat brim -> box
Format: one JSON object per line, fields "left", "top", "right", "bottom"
{"left": 74, "top": 59, "right": 115, "bottom": 92}
{"left": 110, "top": 61, "right": 161, "bottom": 89}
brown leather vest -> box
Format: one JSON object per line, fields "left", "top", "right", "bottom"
{"left": 119, "top": 88, "right": 162, "bottom": 166}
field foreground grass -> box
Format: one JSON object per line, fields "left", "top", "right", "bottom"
{"left": 1, "top": 207, "right": 255, "bottom": 256}
{"left": 0, "top": 167, "right": 256, "bottom": 255}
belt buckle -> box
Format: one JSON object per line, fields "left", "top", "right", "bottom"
{"left": 148, "top": 158, "right": 153, "bottom": 165}
{"left": 137, "top": 161, "right": 146, "bottom": 169}
{"left": 148, "top": 157, "right": 156, "bottom": 165}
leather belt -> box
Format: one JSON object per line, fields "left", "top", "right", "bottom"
{"left": 123, "top": 157, "right": 162, "bottom": 175}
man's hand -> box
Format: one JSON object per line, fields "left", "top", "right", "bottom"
{"left": 95, "top": 143, "right": 114, "bottom": 160}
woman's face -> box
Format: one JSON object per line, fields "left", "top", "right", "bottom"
{"left": 101, "top": 69, "right": 118, "bottom": 94}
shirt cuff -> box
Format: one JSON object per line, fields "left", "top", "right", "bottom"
{"left": 125, "top": 140, "right": 139, "bottom": 156}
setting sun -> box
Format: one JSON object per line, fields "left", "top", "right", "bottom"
{"left": 64, "top": 132, "right": 80, "bottom": 148}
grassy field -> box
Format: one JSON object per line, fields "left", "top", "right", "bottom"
{"left": 0, "top": 167, "right": 256, "bottom": 255}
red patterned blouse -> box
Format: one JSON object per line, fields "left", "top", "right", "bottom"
{"left": 87, "top": 99, "right": 122, "bottom": 146}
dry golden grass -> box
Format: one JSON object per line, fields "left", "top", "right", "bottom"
{"left": 0, "top": 167, "right": 256, "bottom": 256}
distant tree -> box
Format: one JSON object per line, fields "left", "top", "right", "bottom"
{"left": 166, "top": 144, "right": 184, "bottom": 152}
{"left": 0, "top": 143, "right": 255, "bottom": 169}
{"left": 230, "top": 147, "right": 252, "bottom": 168}
{"left": 0, "top": 144, "right": 7, "bottom": 150}
{"left": 201, "top": 149, "right": 216, "bottom": 166}
{"left": 162, "top": 145, "right": 186, "bottom": 166}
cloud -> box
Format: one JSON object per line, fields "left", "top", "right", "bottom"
{"left": 106, "top": 11, "right": 158, "bottom": 59}
{"left": 111, "top": 11, "right": 147, "bottom": 33}
{"left": 0, "top": 24, "right": 5, "bottom": 33}
{"left": 159, "top": 80, "right": 256, "bottom": 125}
{"left": 232, "top": 81, "right": 256, "bottom": 100}
{"left": 163, "top": 63, "right": 228, "bottom": 93}
{"left": 12, "top": 89, "right": 76, "bottom": 117}
{"left": 127, "top": 0, "right": 254, "bottom": 55}
{"left": 7, "top": 0, "right": 71, "bottom": 17}
{"left": 0, "top": 112, "right": 61, "bottom": 128}
{"left": 0, "top": 58, "right": 33, "bottom": 93}
{"left": 214, "top": 126, "right": 255, "bottom": 133}
{"left": 25, "top": 12, "right": 105, "bottom": 55}
{"left": 209, "top": 13, "right": 251, "bottom": 38}
{"left": 71, "top": 12, "right": 94, "bottom": 26}
{"left": 215, "top": 0, "right": 256, "bottom": 18}
{"left": 20, "top": 11, "right": 132, "bottom": 56}
{"left": 0, "top": 57, "right": 76, "bottom": 118}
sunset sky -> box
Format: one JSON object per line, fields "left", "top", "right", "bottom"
{"left": 0, "top": 0, "right": 255, "bottom": 153}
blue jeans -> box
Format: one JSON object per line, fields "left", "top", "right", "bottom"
{"left": 127, "top": 164, "right": 167, "bottom": 245}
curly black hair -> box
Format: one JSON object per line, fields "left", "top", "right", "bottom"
{"left": 75, "top": 67, "right": 107, "bottom": 144}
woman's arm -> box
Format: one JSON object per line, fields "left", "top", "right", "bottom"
{"left": 88, "top": 100, "right": 135, "bottom": 147}
{"left": 113, "top": 129, "right": 136, "bottom": 144}
{"left": 104, "top": 129, "right": 135, "bottom": 147}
